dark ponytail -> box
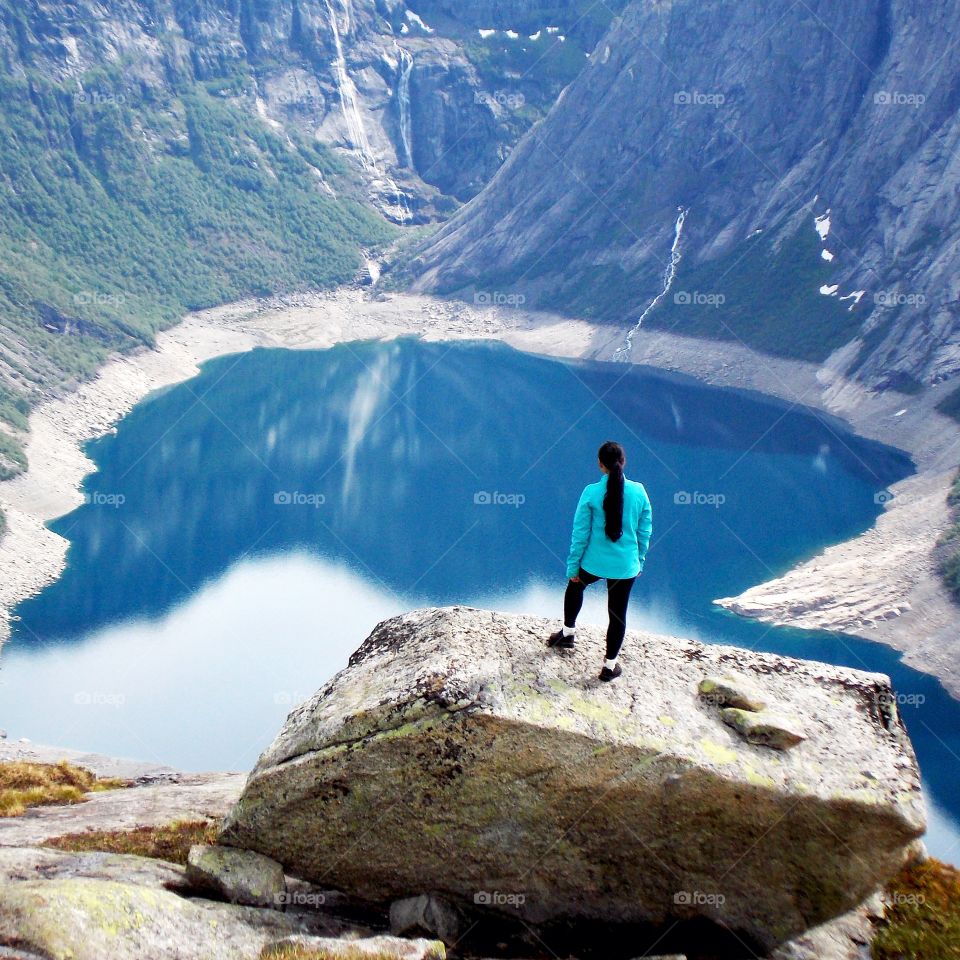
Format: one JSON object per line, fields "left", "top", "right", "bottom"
{"left": 598, "top": 441, "right": 625, "bottom": 542}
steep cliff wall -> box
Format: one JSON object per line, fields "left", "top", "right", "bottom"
{"left": 410, "top": 0, "right": 960, "bottom": 393}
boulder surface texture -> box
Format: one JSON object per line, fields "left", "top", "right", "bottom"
{"left": 221, "top": 607, "right": 926, "bottom": 950}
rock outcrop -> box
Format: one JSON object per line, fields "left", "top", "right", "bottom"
{"left": 0, "top": 846, "right": 444, "bottom": 960}
{"left": 221, "top": 606, "right": 926, "bottom": 952}
{"left": 186, "top": 844, "right": 286, "bottom": 908}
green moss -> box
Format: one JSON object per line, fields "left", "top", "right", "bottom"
{"left": 873, "top": 859, "right": 960, "bottom": 959}
{"left": 743, "top": 765, "right": 775, "bottom": 789}
{"left": 699, "top": 739, "right": 738, "bottom": 765}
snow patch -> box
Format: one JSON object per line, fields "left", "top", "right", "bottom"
{"left": 505, "top": 30, "right": 519, "bottom": 39}
{"left": 529, "top": 30, "right": 542, "bottom": 40}
{"left": 820, "top": 284, "right": 839, "bottom": 296}
{"left": 405, "top": 10, "right": 434, "bottom": 34}
{"left": 815, "top": 212, "right": 831, "bottom": 241}
{"left": 479, "top": 28, "right": 496, "bottom": 39}
{"left": 547, "top": 26, "right": 560, "bottom": 34}
{"left": 821, "top": 249, "right": 835, "bottom": 262}
{"left": 839, "top": 290, "right": 866, "bottom": 311}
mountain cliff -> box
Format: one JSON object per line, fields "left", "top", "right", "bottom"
{"left": 409, "top": 0, "right": 960, "bottom": 396}
{"left": 0, "top": 0, "right": 616, "bottom": 478}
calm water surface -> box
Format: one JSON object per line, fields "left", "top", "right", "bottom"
{"left": 2, "top": 340, "right": 956, "bottom": 859}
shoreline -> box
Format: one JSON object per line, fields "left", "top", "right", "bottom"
{"left": 1, "top": 287, "right": 958, "bottom": 698}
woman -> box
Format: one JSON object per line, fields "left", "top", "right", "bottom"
{"left": 548, "top": 441, "right": 653, "bottom": 682}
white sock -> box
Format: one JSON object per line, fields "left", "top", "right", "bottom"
{"left": 604, "top": 657, "right": 619, "bottom": 671}
{"left": 562, "top": 625, "right": 575, "bottom": 637}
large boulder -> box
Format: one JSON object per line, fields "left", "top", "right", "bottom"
{"left": 221, "top": 607, "right": 926, "bottom": 952}
{"left": 186, "top": 843, "right": 286, "bottom": 908}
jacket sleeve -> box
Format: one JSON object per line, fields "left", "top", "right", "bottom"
{"left": 565, "top": 487, "right": 592, "bottom": 578}
{"left": 636, "top": 486, "right": 654, "bottom": 571}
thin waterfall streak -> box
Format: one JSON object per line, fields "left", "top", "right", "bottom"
{"left": 613, "top": 207, "right": 688, "bottom": 362}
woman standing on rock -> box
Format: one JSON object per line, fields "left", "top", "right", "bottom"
{"left": 549, "top": 441, "right": 653, "bottom": 682}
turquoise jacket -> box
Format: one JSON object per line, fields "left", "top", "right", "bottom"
{"left": 566, "top": 475, "right": 653, "bottom": 580}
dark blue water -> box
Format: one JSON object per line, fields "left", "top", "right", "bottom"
{"left": 2, "top": 339, "right": 957, "bottom": 858}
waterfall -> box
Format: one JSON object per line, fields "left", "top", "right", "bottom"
{"left": 322, "top": 0, "right": 411, "bottom": 223}
{"left": 397, "top": 45, "right": 415, "bottom": 169}
{"left": 613, "top": 207, "right": 688, "bottom": 362}
{"left": 324, "top": 0, "right": 374, "bottom": 170}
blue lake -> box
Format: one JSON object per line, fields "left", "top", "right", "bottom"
{"left": 3, "top": 338, "right": 958, "bottom": 860}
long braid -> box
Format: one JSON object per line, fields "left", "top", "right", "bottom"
{"left": 599, "top": 441, "right": 625, "bottom": 542}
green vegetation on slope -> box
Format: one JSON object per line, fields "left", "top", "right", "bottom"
{"left": 936, "top": 383, "right": 960, "bottom": 423}
{"left": 873, "top": 858, "right": 960, "bottom": 959}
{"left": 938, "top": 472, "right": 960, "bottom": 603}
{"left": 0, "top": 429, "right": 26, "bottom": 481}
{"left": 647, "top": 227, "right": 862, "bottom": 362}
{"left": 0, "top": 68, "right": 394, "bottom": 436}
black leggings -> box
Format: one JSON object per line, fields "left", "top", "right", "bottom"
{"left": 563, "top": 568, "right": 636, "bottom": 660}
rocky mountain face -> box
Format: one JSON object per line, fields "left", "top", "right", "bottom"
{"left": 223, "top": 606, "right": 925, "bottom": 958}
{"left": 0, "top": 0, "right": 615, "bottom": 474}
{"left": 409, "top": 0, "right": 960, "bottom": 394}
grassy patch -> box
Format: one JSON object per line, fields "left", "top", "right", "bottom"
{"left": 43, "top": 819, "right": 220, "bottom": 866}
{"left": 0, "top": 429, "right": 27, "bottom": 480}
{"left": 937, "top": 472, "right": 960, "bottom": 602}
{"left": 262, "top": 943, "right": 444, "bottom": 960}
{"left": 0, "top": 761, "right": 128, "bottom": 817}
{"left": 873, "top": 858, "right": 960, "bottom": 959}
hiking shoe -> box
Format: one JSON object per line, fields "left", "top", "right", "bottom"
{"left": 547, "top": 630, "right": 575, "bottom": 650}
{"left": 599, "top": 664, "right": 622, "bottom": 682}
